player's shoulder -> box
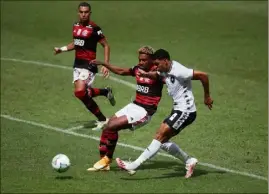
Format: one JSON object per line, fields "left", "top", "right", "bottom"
{"left": 89, "top": 21, "right": 101, "bottom": 29}
{"left": 73, "top": 21, "right": 80, "bottom": 26}
{"left": 130, "top": 65, "right": 140, "bottom": 72}
{"left": 172, "top": 60, "right": 188, "bottom": 70}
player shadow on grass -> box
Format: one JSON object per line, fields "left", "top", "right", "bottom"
{"left": 67, "top": 120, "right": 97, "bottom": 129}
{"left": 55, "top": 175, "right": 73, "bottom": 180}
{"left": 119, "top": 160, "right": 226, "bottom": 180}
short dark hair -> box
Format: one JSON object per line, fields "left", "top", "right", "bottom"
{"left": 153, "top": 49, "right": 170, "bottom": 60}
{"left": 78, "top": 2, "right": 91, "bottom": 9}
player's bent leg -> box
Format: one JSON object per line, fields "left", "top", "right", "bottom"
{"left": 161, "top": 110, "right": 198, "bottom": 178}
{"left": 154, "top": 123, "right": 176, "bottom": 143}
{"left": 116, "top": 123, "right": 172, "bottom": 175}
{"left": 161, "top": 141, "right": 190, "bottom": 163}
{"left": 87, "top": 116, "right": 130, "bottom": 172}
{"left": 74, "top": 80, "right": 87, "bottom": 100}
{"left": 106, "top": 115, "right": 131, "bottom": 131}
{"left": 88, "top": 87, "right": 116, "bottom": 106}
{"left": 74, "top": 80, "right": 107, "bottom": 122}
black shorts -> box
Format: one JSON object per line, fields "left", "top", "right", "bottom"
{"left": 163, "top": 109, "right": 196, "bottom": 134}
{"left": 73, "top": 58, "right": 98, "bottom": 73}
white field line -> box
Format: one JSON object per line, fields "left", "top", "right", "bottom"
{"left": 65, "top": 125, "right": 84, "bottom": 131}
{"left": 1, "top": 114, "right": 267, "bottom": 182}
{"left": 0, "top": 58, "right": 136, "bottom": 90}
{"left": 1, "top": 57, "right": 268, "bottom": 182}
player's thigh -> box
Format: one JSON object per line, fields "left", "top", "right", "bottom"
{"left": 115, "top": 103, "right": 150, "bottom": 130}
{"left": 106, "top": 115, "right": 131, "bottom": 131}
{"left": 73, "top": 68, "right": 95, "bottom": 88}
{"left": 163, "top": 110, "right": 197, "bottom": 135}
{"left": 74, "top": 79, "right": 86, "bottom": 91}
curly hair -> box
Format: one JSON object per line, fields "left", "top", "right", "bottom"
{"left": 138, "top": 46, "right": 155, "bottom": 56}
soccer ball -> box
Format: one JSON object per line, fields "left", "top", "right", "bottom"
{"left": 51, "top": 154, "right": 71, "bottom": 173}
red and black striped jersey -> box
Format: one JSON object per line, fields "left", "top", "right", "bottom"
{"left": 72, "top": 21, "right": 105, "bottom": 72}
{"left": 129, "top": 65, "right": 164, "bottom": 115}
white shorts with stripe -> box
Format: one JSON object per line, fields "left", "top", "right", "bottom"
{"left": 115, "top": 103, "right": 151, "bottom": 130}
{"left": 73, "top": 68, "right": 95, "bottom": 87}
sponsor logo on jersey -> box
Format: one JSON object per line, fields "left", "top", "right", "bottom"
{"left": 82, "top": 30, "right": 88, "bottom": 36}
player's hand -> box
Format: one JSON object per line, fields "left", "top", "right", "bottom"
{"left": 54, "top": 47, "right": 62, "bottom": 55}
{"left": 137, "top": 69, "right": 148, "bottom": 77}
{"left": 204, "top": 96, "right": 213, "bottom": 110}
{"left": 101, "top": 66, "right": 109, "bottom": 79}
{"left": 91, "top": 59, "right": 104, "bottom": 66}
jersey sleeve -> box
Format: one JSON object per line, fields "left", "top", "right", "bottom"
{"left": 94, "top": 26, "right": 106, "bottom": 42}
{"left": 174, "top": 64, "right": 193, "bottom": 80}
{"left": 129, "top": 66, "right": 138, "bottom": 76}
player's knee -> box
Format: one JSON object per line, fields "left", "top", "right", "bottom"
{"left": 154, "top": 123, "right": 172, "bottom": 143}
{"left": 74, "top": 89, "right": 86, "bottom": 100}
{"left": 106, "top": 119, "right": 118, "bottom": 131}
{"left": 155, "top": 132, "right": 165, "bottom": 142}
{"left": 106, "top": 116, "right": 123, "bottom": 131}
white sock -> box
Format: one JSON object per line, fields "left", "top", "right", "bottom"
{"left": 129, "top": 139, "right": 162, "bottom": 170}
{"left": 161, "top": 141, "right": 189, "bottom": 163}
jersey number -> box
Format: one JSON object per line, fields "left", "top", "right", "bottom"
{"left": 74, "top": 39, "right": 85, "bottom": 46}
{"left": 137, "top": 85, "right": 149, "bottom": 93}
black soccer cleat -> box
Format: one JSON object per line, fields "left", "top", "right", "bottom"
{"left": 106, "top": 87, "right": 116, "bottom": 106}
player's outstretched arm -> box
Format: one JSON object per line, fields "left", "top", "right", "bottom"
{"left": 54, "top": 42, "right": 75, "bottom": 55}
{"left": 91, "top": 60, "right": 132, "bottom": 76}
{"left": 192, "top": 70, "right": 213, "bottom": 110}
{"left": 137, "top": 69, "right": 159, "bottom": 80}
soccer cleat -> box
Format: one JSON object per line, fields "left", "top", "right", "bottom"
{"left": 106, "top": 87, "right": 116, "bottom": 106}
{"left": 87, "top": 156, "right": 111, "bottom": 172}
{"left": 92, "top": 118, "right": 109, "bottom": 131}
{"left": 185, "top": 157, "right": 198, "bottom": 178}
{"left": 116, "top": 158, "right": 136, "bottom": 175}
{"left": 87, "top": 165, "right": 110, "bottom": 172}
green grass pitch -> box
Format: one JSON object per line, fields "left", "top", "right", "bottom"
{"left": 1, "top": 1, "right": 268, "bottom": 193}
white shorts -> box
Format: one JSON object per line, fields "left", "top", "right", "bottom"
{"left": 115, "top": 103, "right": 151, "bottom": 130}
{"left": 73, "top": 68, "right": 95, "bottom": 87}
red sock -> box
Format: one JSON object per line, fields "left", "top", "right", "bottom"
{"left": 89, "top": 88, "right": 108, "bottom": 97}
{"left": 99, "top": 130, "right": 108, "bottom": 158}
{"left": 81, "top": 95, "right": 106, "bottom": 121}
{"left": 106, "top": 131, "right": 119, "bottom": 159}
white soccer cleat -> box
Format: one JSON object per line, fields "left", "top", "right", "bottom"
{"left": 92, "top": 118, "right": 109, "bottom": 131}
{"left": 185, "top": 157, "right": 198, "bottom": 178}
{"left": 116, "top": 158, "right": 136, "bottom": 175}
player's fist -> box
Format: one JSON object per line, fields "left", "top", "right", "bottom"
{"left": 54, "top": 47, "right": 62, "bottom": 55}
{"left": 91, "top": 59, "right": 104, "bottom": 66}
{"left": 204, "top": 96, "right": 213, "bottom": 110}
{"left": 137, "top": 69, "right": 147, "bottom": 77}
{"left": 101, "top": 66, "right": 109, "bottom": 79}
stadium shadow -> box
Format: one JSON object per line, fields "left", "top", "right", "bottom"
{"left": 119, "top": 160, "right": 226, "bottom": 180}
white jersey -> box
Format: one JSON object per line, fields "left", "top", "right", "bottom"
{"left": 159, "top": 60, "right": 196, "bottom": 112}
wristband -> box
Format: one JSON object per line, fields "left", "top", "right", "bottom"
{"left": 60, "top": 46, "right": 68, "bottom": 52}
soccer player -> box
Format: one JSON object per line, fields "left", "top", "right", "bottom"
{"left": 54, "top": 2, "right": 115, "bottom": 129}
{"left": 86, "top": 46, "right": 163, "bottom": 171}
{"left": 116, "top": 49, "right": 214, "bottom": 178}
{"left": 87, "top": 46, "right": 199, "bottom": 173}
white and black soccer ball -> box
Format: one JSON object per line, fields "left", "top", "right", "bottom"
{"left": 51, "top": 154, "right": 71, "bottom": 173}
